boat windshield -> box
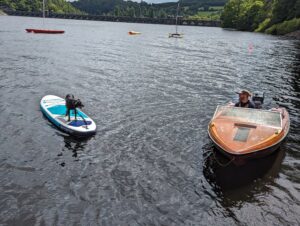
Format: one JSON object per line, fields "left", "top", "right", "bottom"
{"left": 215, "top": 106, "right": 282, "bottom": 128}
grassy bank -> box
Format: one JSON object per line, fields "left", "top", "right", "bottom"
{"left": 187, "top": 6, "right": 223, "bottom": 20}
{"left": 0, "top": 9, "right": 7, "bottom": 15}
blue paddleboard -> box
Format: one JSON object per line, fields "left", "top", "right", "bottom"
{"left": 40, "top": 95, "right": 96, "bottom": 136}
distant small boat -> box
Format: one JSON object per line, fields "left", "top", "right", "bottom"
{"left": 169, "top": 2, "right": 183, "bottom": 38}
{"left": 25, "top": 0, "right": 65, "bottom": 34}
{"left": 128, "top": 31, "right": 141, "bottom": 35}
{"left": 169, "top": 33, "right": 183, "bottom": 38}
{"left": 26, "top": 29, "right": 65, "bottom": 34}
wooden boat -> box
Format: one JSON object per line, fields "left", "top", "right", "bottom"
{"left": 208, "top": 106, "right": 290, "bottom": 161}
{"left": 128, "top": 31, "right": 141, "bottom": 35}
{"left": 25, "top": 0, "right": 65, "bottom": 34}
{"left": 26, "top": 29, "right": 65, "bottom": 34}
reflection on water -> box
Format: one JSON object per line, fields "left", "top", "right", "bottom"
{"left": 0, "top": 16, "right": 300, "bottom": 225}
{"left": 203, "top": 144, "right": 285, "bottom": 207}
{"left": 61, "top": 134, "right": 91, "bottom": 159}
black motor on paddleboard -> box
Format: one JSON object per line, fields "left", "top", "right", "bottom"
{"left": 252, "top": 91, "right": 265, "bottom": 109}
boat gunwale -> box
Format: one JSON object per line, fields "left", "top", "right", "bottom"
{"left": 213, "top": 116, "right": 283, "bottom": 130}
{"left": 213, "top": 105, "right": 283, "bottom": 129}
{"left": 207, "top": 114, "right": 290, "bottom": 156}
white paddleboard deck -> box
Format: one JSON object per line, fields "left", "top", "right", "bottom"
{"left": 40, "top": 95, "right": 96, "bottom": 136}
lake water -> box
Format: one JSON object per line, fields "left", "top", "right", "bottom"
{"left": 0, "top": 16, "right": 299, "bottom": 225}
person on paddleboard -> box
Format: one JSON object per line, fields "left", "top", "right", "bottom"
{"left": 65, "top": 94, "right": 84, "bottom": 121}
{"left": 235, "top": 89, "right": 255, "bottom": 108}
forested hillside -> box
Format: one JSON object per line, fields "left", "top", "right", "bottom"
{"left": 221, "top": 0, "right": 300, "bottom": 34}
{"left": 0, "top": 0, "right": 228, "bottom": 19}
{"left": 0, "top": 0, "right": 81, "bottom": 13}
{"left": 72, "top": 0, "right": 227, "bottom": 18}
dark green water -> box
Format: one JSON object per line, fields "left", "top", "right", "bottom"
{"left": 0, "top": 16, "right": 299, "bottom": 225}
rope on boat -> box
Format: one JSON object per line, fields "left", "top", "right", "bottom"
{"left": 212, "top": 150, "right": 235, "bottom": 167}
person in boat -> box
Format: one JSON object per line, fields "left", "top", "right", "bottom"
{"left": 235, "top": 89, "right": 255, "bottom": 108}
{"left": 65, "top": 94, "right": 84, "bottom": 121}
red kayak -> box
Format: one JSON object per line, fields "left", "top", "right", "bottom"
{"left": 26, "top": 29, "right": 65, "bottom": 34}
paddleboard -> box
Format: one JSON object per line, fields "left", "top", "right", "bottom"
{"left": 40, "top": 95, "right": 96, "bottom": 136}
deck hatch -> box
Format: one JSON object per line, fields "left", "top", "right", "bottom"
{"left": 234, "top": 127, "right": 250, "bottom": 142}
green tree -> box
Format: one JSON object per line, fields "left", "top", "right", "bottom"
{"left": 221, "top": 0, "right": 241, "bottom": 28}
{"left": 222, "top": 0, "right": 300, "bottom": 34}
{"left": 114, "top": 5, "right": 121, "bottom": 16}
{"left": 271, "top": 0, "right": 297, "bottom": 23}
{"left": 295, "top": 0, "right": 300, "bottom": 18}
{"left": 237, "top": 0, "right": 265, "bottom": 31}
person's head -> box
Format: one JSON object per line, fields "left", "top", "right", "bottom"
{"left": 237, "top": 90, "right": 251, "bottom": 104}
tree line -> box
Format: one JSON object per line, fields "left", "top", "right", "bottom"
{"left": 221, "top": 0, "right": 300, "bottom": 34}
{"left": 0, "top": 0, "right": 80, "bottom": 13}
{"left": 72, "top": 0, "right": 226, "bottom": 18}
{"left": 0, "top": 0, "right": 227, "bottom": 19}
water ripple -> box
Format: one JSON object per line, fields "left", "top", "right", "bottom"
{"left": 0, "top": 16, "right": 300, "bottom": 225}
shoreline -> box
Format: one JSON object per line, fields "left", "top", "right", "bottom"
{"left": 1, "top": 10, "right": 221, "bottom": 27}
{"left": 285, "top": 30, "right": 300, "bottom": 40}
{"left": 0, "top": 10, "right": 7, "bottom": 15}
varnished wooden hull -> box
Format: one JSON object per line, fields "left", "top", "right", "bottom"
{"left": 208, "top": 106, "right": 290, "bottom": 164}
{"left": 210, "top": 133, "right": 286, "bottom": 165}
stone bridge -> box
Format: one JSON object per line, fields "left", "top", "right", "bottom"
{"left": 2, "top": 9, "right": 221, "bottom": 27}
